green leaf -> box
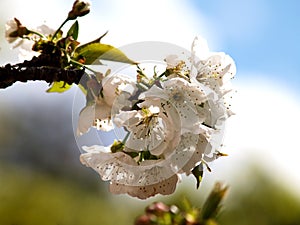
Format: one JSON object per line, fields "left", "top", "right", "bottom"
{"left": 192, "top": 164, "right": 204, "bottom": 189}
{"left": 67, "top": 20, "right": 79, "bottom": 40}
{"left": 201, "top": 183, "right": 228, "bottom": 221}
{"left": 75, "top": 31, "right": 108, "bottom": 47}
{"left": 74, "top": 42, "right": 136, "bottom": 65}
{"left": 46, "top": 81, "right": 72, "bottom": 93}
{"left": 181, "top": 197, "right": 192, "bottom": 211}
{"left": 110, "top": 140, "right": 125, "bottom": 153}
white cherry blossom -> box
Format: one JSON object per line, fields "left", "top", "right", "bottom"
{"left": 194, "top": 52, "right": 236, "bottom": 94}
{"left": 114, "top": 96, "right": 181, "bottom": 156}
{"left": 5, "top": 18, "right": 21, "bottom": 44}
{"left": 109, "top": 174, "right": 178, "bottom": 200}
{"left": 141, "top": 78, "right": 208, "bottom": 135}
{"left": 5, "top": 20, "right": 55, "bottom": 60}
{"left": 164, "top": 54, "right": 181, "bottom": 69}
{"left": 78, "top": 37, "right": 236, "bottom": 199}
{"left": 77, "top": 98, "right": 113, "bottom": 135}
{"left": 77, "top": 74, "right": 136, "bottom": 135}
{"left": 190, "top": 37, "right": 236, "bottom": 116}
{"left": 80, "top": 145, "right": 179, "bottom": 199}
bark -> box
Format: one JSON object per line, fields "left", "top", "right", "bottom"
{"left": 0, "top": 53, "right": 85, "bottom": 89}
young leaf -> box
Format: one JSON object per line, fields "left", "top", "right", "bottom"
{"left": 181, "top": 197, "right": 192, "bottom": 211}
{"left": 74, "top": 43, "right": 136, "bottom": 65}
{"left": 73, "top": 31, "right": 108, "bottom": 49}
{"left": 67, "top": 20, "right": 79, "bottom": 40}
{"left": 201, "top": 183, "right": 228, "bottom": 221}
{"left": 46, "top": 81, "right": 72, "bottom": 93}
{"left": 192, "top": 164, "right": 204, "bottom": 189}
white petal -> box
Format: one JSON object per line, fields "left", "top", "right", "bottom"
{"left": 113, "top": 110, "right": 139, "bottom": 128}
{"left": 180, "top": 134, "right": 209, "bottom": 175}
{"left": 77, "top": 105, "right": 95, "bottom": 136}
{"left": 94, "top": 99, "right": 114, "bottom": 131}
{"left": 191, "top": 36, "right": 210, "bottom": 60}
{"left": 109, "top": 174, "right": 178, "bottom": 199}
{"left": 80, "top": 150, "right": 136, "bottom": 184}
{"left": 102, "top": 74, "right": 136, "bottom": 107}
{"left": 165, "top": 54, "right": 181, "bottom": 68}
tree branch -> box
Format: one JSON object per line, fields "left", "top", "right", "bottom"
{"left": 0, "top": 54, "right": 85, "bottom": 89}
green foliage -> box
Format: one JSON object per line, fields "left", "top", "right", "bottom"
{"left": 46, "top": 81, "right": 72, "bottom": 93}
{"left": 67, "top": 20, "right": 79, "bottom": 40}
{"left": 0, "top": 163, "right": 136, "bottom": 225}
{"left": 201, "top": 183, "right": 228, "bottom": 221}
{"left": 135, "top": 183, "right": 227, "bottom": 225}
{"left": 218, "top": 168, "right": 300, "bottom": 225}
{"left": 74, "top": 42, "right": 137, "bottom": 65}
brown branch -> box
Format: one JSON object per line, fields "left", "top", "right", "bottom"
{"left": 0, "top": 54, "right": 85, "bottom": 89}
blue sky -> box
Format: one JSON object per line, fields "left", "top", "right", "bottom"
{"left": 191, "top": 0, "right": 300, "bottom": 93}
{"left": 3, "top": 0, "right": 298, "bottom": 93}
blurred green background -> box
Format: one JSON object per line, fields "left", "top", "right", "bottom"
{"left": 1, "top": 106, "right": 300, "bottom": 225}
{"left": 1, "top": 0, "right": 300, "bottom": 225}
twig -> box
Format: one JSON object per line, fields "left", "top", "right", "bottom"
{"left": 0, "top": 54, "right": 85, "bottom": 89}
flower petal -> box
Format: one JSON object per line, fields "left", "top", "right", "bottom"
{"left": 109, "top": 174, "right": 178, "bottom": 199}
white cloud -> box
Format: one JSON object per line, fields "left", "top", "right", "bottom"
{"left": 79, "top": 0, "right": 213, "bottom": 49}
{"left": 2, "top": 0, "right": 215, "bottom": 60}
{"left": 8, "top": 0, "right": 209, "bottom": 46}
{"left": 215, "top": 77, "right": 300, "bottom": 196}
{"left": 4, "top": 0, "right": 68, "bottom": 28}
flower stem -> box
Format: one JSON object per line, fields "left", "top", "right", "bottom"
{"left": 201, "top": 159, "right": 212, "bottom": 172}
{"left": 122, "top": 132, "right": 130, "bottom": 144}
{"left": 136, "top": 83, "right": 148, "bottom": 91}
{"left": 51, "top": 18, "right": 69, "bottom": 41}
{"left": 158, "top": 71, "right": 166, "bottom": 79}
{"left": 28, "top": 30, "right": 46, "bottom": 39}
{"left": 69, "top": 59, "right": 97, "bottom": 73}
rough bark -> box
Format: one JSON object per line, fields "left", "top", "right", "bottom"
{"left": 0, "top": 54, "right": 85, "bottom": 89}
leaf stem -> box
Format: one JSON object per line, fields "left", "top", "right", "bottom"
{"left": 51, "top": 18, "right": 69, "bottom": 41}
{"left": 69, "top": 59, "right": 97, "bottom": 73}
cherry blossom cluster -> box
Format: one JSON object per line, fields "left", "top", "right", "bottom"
{"left": 3, "top": 0, "right": 235, "bottom": 201}
{"left": 78, "top": 37, "right": 236, "bottom": 199}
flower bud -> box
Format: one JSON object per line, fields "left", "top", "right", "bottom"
{"left": 68, "top": 0, "right": 91, "bottom": 20}
{"left": 145, "top": 202, "right": 170, "bottom": 216}
{"left": 201, "top": 182, "right": 228, "bottom": 221}
{"left": 5, "top": 18, "right": 29, "bottom": 43}
{"left": 134, "top": 215, "right": 152, "bottom": 225}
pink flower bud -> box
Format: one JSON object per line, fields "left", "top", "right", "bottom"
{"left": 134, "top": 215, "right": 152, "bottom": 225}
{"left": 146, "top": 202, "right": 170, "bottom": 216}
{"left": 68, "top": 0, "right": 91, "bottom": 20}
